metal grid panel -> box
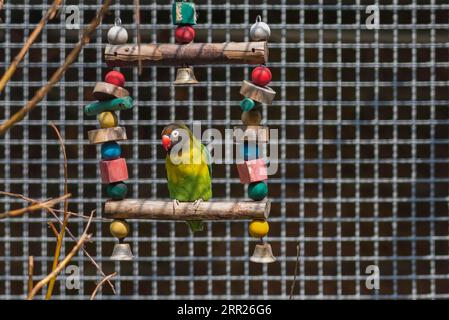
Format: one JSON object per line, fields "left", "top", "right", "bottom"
{"left": 1, "top": 0, "right": 449, "bottom": 299}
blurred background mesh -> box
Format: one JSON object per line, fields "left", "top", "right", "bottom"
{"left": 1, "top": 0, "right": 449, "bottom": 299}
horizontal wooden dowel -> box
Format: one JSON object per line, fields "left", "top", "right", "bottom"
{"left": 104, "top": 199, "right": 270, "bottom": 220}
{"left": 104, "top": 42, "right": 268, "bottom": 67}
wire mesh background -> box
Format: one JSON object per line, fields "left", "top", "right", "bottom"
{"left": 1, "top": 0, "right": 449, "bottom": 299}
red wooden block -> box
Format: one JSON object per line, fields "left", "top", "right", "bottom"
{"left": 100, "top": 158, "right": 128, "bottom": 183}
{"left": 236, "top": 158, "right": 267, "bottom": 184}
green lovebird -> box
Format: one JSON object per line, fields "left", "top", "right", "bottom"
{"left": 161, "top": 123, "right": 212, "bottom": 233}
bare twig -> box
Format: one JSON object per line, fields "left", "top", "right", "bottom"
{"left": 0, "top": 194, "right": 70, "bottom": 219}
{"left": 46, "top": 123, "right": 70, "bottom": 300}
{"left": 0, "top": 191, "right": 116, "bottom": 294}
{"left": 289, "top": 244, "right": 300, "bottom": 300}
{"left": 90, "top": 272, "right": 117, "bottom": 300}
{"left": 28, "top": 256, "right": 34, "bottom": 295}
{"left": 27, "top": 233, "right": 91, "bottom": 300}
{"left": 47, "top": 222, "right": 60, "bottom": 238}
{"left": 0, "top": 0, "right": 112, "bottom": 135}
{"left": 0, "top": 0, "right": 62, "bottom": 94}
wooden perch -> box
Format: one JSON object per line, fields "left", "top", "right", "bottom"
{"left": 104, "top": 41, "right": 268, "bottom": 66}
{"left": 104, "top": 199, "right": 270, "bottom": 220}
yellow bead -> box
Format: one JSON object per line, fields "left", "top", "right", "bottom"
{"left": 241, "top": 110, "right": 262, "bottom": 125}
{"left": 249, "top": 219, "right": 269, "bottom": 238}
{"left": 98, "top": 111, "right": 118, "bottom": 128}
{"left": 110, "top": 220, "right": 129, "bottom": 239}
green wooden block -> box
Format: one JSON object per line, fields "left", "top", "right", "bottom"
{"left": 106, "top": 182, "right": 128, "bottom": 200}
{"left": 240, "top": 98, "right": 255, "bottom": 112}
{"left": 84, "top": 96, "right": 134, "bottom": 116}
{"left": 172, "top": 1, "right": 197, "bottom": 25}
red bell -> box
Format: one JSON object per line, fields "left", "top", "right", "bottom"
{"left": 251, "top": 66, "right": 272, "bottom": 87}
{"left": 175, "top": 26, "right": 195, "bottom": 44}
{"left": 105, "top": 70, "right": 125, "bottom": 88}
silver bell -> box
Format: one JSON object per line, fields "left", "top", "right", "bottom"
{"left": 110, "top": 243, "right": 133, "bottom": 261}
{"left": 250, "top": 243, "right": 276, "bottom": 264}
{"left": 250, "top": 15, "right": 271, "bottom": 41}
{"left": 173, "top": 67, "right": 199, "bottom": 85}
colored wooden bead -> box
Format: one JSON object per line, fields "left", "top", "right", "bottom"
{"left": 175, "top": 25, "right": 195, "bottom": 44}
{"left": 105, "top": 70, "right": 126, "bottom": 87}
{"left": 248, "top": 181, "right": 268, "bottom": 201}
{"left": 84, "top": 96, "right": 133, "bottom": 116}
{"left": 237, "top": 158, "right": 267, "bottom": 184}
{"left": 100, "top": 158, "right": 129, "bottom": 183}
{"left": 238, "top": 142, "right": 259, "bottom": 161}
{"left": 107, "top": 18, "right": 128, "bottom": 44}
{"left": 240, "top": 98, "right": 255, "bottom": 112}
{"left": 172, "top": 1, "right": 197, "bottom": 25}
{"left": 251, "top": 65, "right": 272, "bottom": 87}
{"left": 93, "top": 82, "right": 129, "bottom": 101}
{"left": 98, "top": 111, "right": 118, "bottom": 128}
{"left": 106, "top": 182, "right": 128, "bottom": 200}
{"left": 234, "top": 125, "right": 269, "bottom": 142}
{"left": 249, "top": 219, "right": 269, "bottom": 237}
{"left": 88, "top": 127, "right": 127, "bottom": 144}
{"left": 250, "top": 16, "right": 271, "bottom": 41}
{"left": 101, "top": 141, "right": 122, "bottom": 160}
{"left": 241, "top": 110, "right": 262, "bottom": 125}
{"left": 110, "top": 219, "right": 129, "bottom": 239}
{"left": 240, "top": 80, "right": 276, "bottom": 105}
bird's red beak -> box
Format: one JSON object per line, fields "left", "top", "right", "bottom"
{"left": 162, "top": 135, "right": 171, "bottom": 151}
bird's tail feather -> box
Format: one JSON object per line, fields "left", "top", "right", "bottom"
{"left": 186, "top": 220, "right": 204, "bottom": 233}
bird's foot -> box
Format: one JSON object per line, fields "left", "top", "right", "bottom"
{"left": 172, "top": 199, "right": 180, "bottom": 214}
{"left": 192, "top": 199, "right": 203, "bottom": 212}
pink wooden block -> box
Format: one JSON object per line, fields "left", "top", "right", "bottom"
{"left": 100, "top": 158, "right": 128, "bottom": 183}
{"left": 236, "top": 158, "right": 267, "bottom": 184}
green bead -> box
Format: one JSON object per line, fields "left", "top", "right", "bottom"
{"left": 239, "top": 98, "right": 255, "bottom": 112}
{"left": 248, "top": 181, "right": 268, "bottom": 201}
{"left": 106, "top": 182, "right": 128, "bottom": 200}
{"left": 84, "top": 96, "right": 134, "bottom": 116}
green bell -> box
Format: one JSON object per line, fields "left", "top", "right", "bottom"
{"left": 172, "top": 1, "right": 197, "bottom": 25}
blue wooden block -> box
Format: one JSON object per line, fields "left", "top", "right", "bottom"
{"left": 101, "top": 141, "right": 122, "bottom": 160}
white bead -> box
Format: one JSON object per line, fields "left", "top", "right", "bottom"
{"left": 107, "top": 18, "right": 128, "bottom": 44}
{"left": 250, "top": 15, "right": 271, "bottom": 41}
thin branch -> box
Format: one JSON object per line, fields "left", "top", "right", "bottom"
{"left": 46, "top": 122, "right": 70, "bottom": 300}
{"left": 27, "top": 233, "right": 91, "bottom": 300}
{"left": 47, "top": 222, "right": 60, "bottom": 238}
{"left": 289, "top": 244, "right": 300, "bottom": 300}
{"left": 0, "top": 193, "right": 70, "bottom": 219}
{"left": 28, "top": 256, "right": 34, "bottom": 295}
{"left": 0, "top": 0, "right": 112, "bottom": 136}
{"left": 134, "top": 0, "right": 142, "bottom": 75}
{"left": 0, "top": 0, "right": 62, "bottom": 94}
{"left": 90, "top": 272, "right": 117, "bottom": 300}
{"left": 0, "top": 191, "right": 109, "bottom": 221}
{"left": 27, "top": 210, "right": 96, "bottom": 300}
{"left": 0, "top": 191, "right": 116, "bottom": 294}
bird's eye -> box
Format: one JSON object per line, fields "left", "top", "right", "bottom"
{"left": 171, "top": 130, "right": 179, "bottom": 138}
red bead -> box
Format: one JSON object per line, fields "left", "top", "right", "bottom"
{"left": 105, "top": 71, "right": 125, "bottom": 87}
{"left": 175, "top": 26, "right": 195, "bottom": 44}
{"left": 251, "top": 66, "right": 272, "bottom": 87}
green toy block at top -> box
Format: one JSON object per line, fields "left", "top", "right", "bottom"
{"left": 84, "top": 96, "right": 134, "bottom": 116}
{"left": 172, "top": 1, "right": 197, "bottom": 25}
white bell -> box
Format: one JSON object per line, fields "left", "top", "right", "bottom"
{"left": 107, "top": 17, "right": 128, "bottom": 45}
{"left": 250, "top": 15, "right": 271, "bottom": 41}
